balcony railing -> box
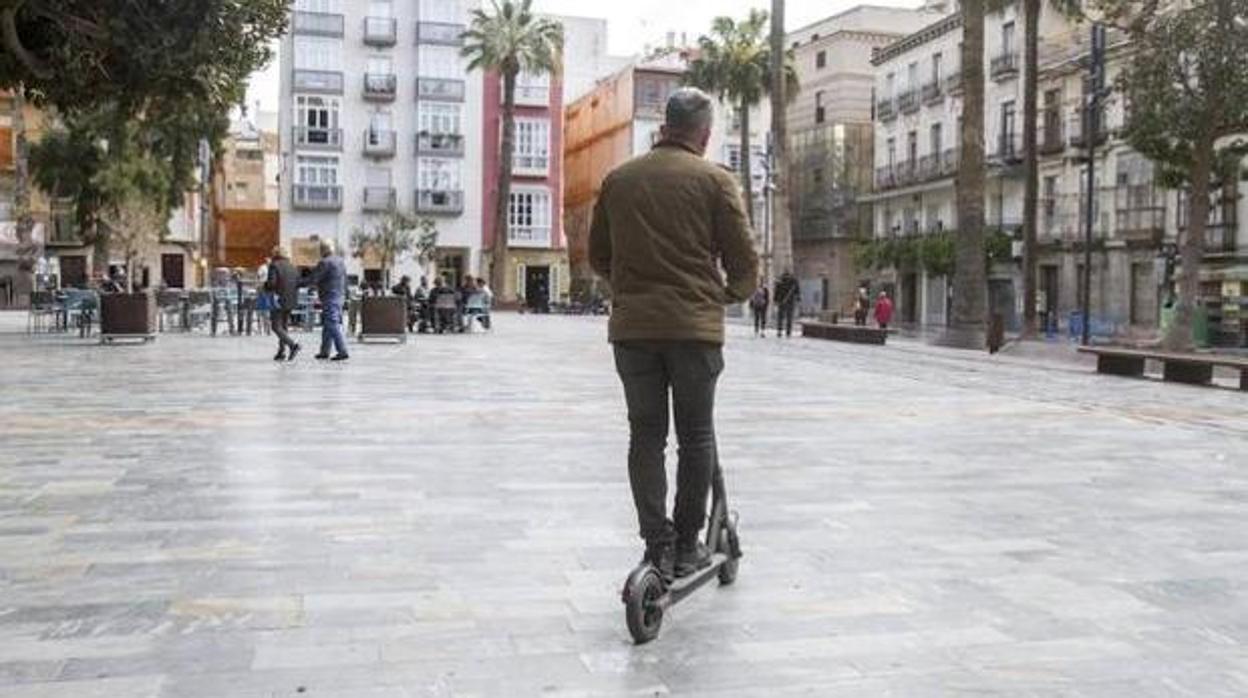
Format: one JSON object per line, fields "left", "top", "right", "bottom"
{"left": 875, "top": 165, "right": 895, "bottom": 190}
{"left": 293, "top": 69, "right": 344, "bottom": 94}
{"left": 876, "top": 98, "right": 895, "bottom": 121}
{"left": 293, "top": 184, "right": 343, "bottom": 210}
{"left": 921, "top": 81, "right": 943, "bottom": 105}
{"left": 1115, "top": 207, "right": 1166, "bottom": 244}
{"left": 1069, "top": 114, "right": 1108, "bottom": 148}
{"left": 897, "top": 89, "right": 920, "bottom": 114}
{"left": 293, "top": 126, "right": 342, "bottom": 151}
{"left": 945, "top": 71, "right": 963, "bottom": 94}
{"left": 363, "top": 16, "right": 397, "bottom": 46}
{"left": 293, "top": 11, "right": 344, "bottom": 37}
{"left": 416, "top": 131, "right": 465, "bottom": 157}
{"left": 363, "top": 129, "right": 396, "bottom": 158}
{"left": 363, "top": 186, "right": 396, "bottom": 212}
{"left": 416, "top": 77, "right": 465, "bottom": 102}
{"left": 417, "top": 21, "right": 465, "bottom": 46}
{"left": 894, "top": 160, "right": 917, "bottom": 186}
{"left": 415, "top": 189, "right": 464, "bottom": 214}
{"left": 992, "top": 132, "right": 1023, "bottom": 164}
{"left": 509, "top": 225, "right": 552, "bottom": 247}
{"left": 1205, "top": 223, "right": 1238, "bottom": 254}
{"left": 363, "top": 73, "right": 397, "bottom": 101}
{"left": 918, "top": 153, "right": 940, "bottom": 181}
{"left": 990, "top": 51, "right": 1019, "bottom": 80}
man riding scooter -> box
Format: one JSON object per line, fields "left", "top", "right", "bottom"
{"left": 588, "top": 87, "right": 758, "bottom": 581}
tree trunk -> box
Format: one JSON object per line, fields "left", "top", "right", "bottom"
{"left": 13, "top": 85, "right": 36, "bottom": 304}
{"left": 770, "top": 0, "right": 792, "bottom": 282}
{"left": 491, "top": 69, "right": 518, "bottom": 303}
{"left": 1020, "top": 0, "right": 1040, "bottom": 337}
{"left": 739, "top": 100, "right": 754, "bottom": 227}
{"left": 1165, "top": 132, "right": 1213, "bottom": 351}
{"left": 949, "top": 0, "right": 988, "bottom": 348}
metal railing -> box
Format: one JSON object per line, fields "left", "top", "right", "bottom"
{"left": 293, "top": 126, "right": 343, "bottom": 151}
{"left": 417, "top": 21, "right": 464, "bottom": 46}
{"left": 876, "top": 98, "right": 895, "bottom": 121}
{"left": 921, "top": 81, "right": 943, "bottom": 104}
{"left": 415, "top": 189, "right": 464, "bottom": 214}
{"left": 509, "top": 225, "right": 552, "bottom": 247}
{"left": 292, "top": 69, "right": 344, "bottom": 94}
{"left": 416, "top": 77, "right": 465, "bottom": 102}
{"left": 363, "top": 73, "right": 397, "bottom": 101}
{"left": 293, "top": 185, "right": 343, "bottom": 210}
{"left": 416, "top": 131, "right": 465, "bottom": 157}
{"left": 897, "top": 89, "right": 920, "bottom": 114}
{"left": 990, "top": 51, "right": 1019, "bottom": 80}
{"left": 363, "top": 129, "right": 396, "bottom": 158}
{"left": 363, "top": 17, "right": 397, "bottom": 46}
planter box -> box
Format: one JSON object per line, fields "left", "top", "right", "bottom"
{"left": 100, "top": 292, "right": 157, "bottom": 343}
{"left": 800, "top": 321, "right": 887, "bottom": 345}
{"left": 359, "top": 296, "right": 407, "bottom": 343}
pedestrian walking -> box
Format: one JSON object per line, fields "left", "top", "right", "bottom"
{"left": 749, "top": 282, "right": 769, "bottom": 337}
{"left": 853, "top": 287, "right": 870, "bottom": 326}
{"left": 392, "top": 275, "right": 415, "bottom": 332}
{"left": 255, "top": 257, "right": 273, "bottom": 336}
{"left": 265, "top": 246, "right": 301, "bottom": 361}
{"left": 308, "top": 239, "right": 349, "bottom": 361}
{"left": 430, "top": 276, "right": 458, "bottom": 333}
{"left": 874, "top": 291, "right": 894, "bottom": 331}
{"left": 773, "top": 270, "right": 800, "bottom": 338}
{"left": 589, "top": 87, "right": 758, "bottom": 580}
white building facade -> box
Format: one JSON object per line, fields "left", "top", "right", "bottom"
{"left": 279, "top": 0, "right": 484, "bottom": 282}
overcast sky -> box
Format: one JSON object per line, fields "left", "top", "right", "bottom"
{"left": 244, "top": 0, "right": 919, "bottom": 113}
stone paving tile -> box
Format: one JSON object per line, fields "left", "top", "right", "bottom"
{"left": 1, "top": 312, "right": 1246, "bottom": 696}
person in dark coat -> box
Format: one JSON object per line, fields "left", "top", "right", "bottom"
{"left": 749, "top": 281, "right": 770, "bottom": 336}
{"left": 265, "top": 245, "right": 301, "bottom": 361}
{"left": 773, "top": 271, "right": 800, "bottom": 338}
{"left": 307, "top": 239, "right": 349, "bottom": 361}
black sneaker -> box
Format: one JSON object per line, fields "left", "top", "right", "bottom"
{"left": 273, "top": 350, "right": 286, "bottom": 361}
{"left": 642, "top": 542, "right": 675, "bottom": 583}
{"left": 288, "top": 344, "right": 301, "bottom": 361}
{"left": 674, "top": 539, "right": 712, "bottom": 578}
{"left": 331, "top": 354, "right": 350, "bottom": 362}
{"left": 314, "top": 353, "right": 330, "bottom": 360}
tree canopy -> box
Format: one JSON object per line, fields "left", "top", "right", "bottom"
{"left": 0, "top": 0, "right": 287, "bottom": 117}
{"left": 461, "top": 0, "right": 563, "bottom": 78}
{"left": 686, "top": 11, "right": 797, "bottom": 111}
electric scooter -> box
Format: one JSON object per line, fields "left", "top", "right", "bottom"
{"left": 621, "top": 460, "right": 741, "bottom": 644}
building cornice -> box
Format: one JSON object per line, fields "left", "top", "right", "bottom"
{"left": 871, "top": 13, "right": 962, "bottom": 67}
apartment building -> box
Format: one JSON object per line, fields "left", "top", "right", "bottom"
{"left": 209, "top": 114, "right": 281, "bottom": 269}
{"left": 279, "top": 0, "right": 484, "bottom": 284}
{"left": 564, "top": 51, "right": 770, "bottom": 295}
{"left": 786, "top": 4, "right": 946, "bottom": 316}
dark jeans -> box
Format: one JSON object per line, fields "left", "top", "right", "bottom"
{"left": 614, "top": 341, "right": 724, "bottom": 545}
{"left": 777, "top": 304, "right": 796, "bottom": 337}
{"left": 271, "top": 309, "right": 297, "bottom": 353}
{"left": 752, "top": 305, "right": 768, "bottom": 334}
{"left": 320, "top": 302, "right": 348, "bottom": 356}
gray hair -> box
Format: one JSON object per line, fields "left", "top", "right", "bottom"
{"left": 665, "top": 87, "right": 714, "bottom": 135}
{"left": 319, "top": 239, "right": 335, "bottom": 257}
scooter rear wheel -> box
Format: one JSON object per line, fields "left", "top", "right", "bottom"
{"left": 624, "top": 568, "right": 665, "bottom": 644}
{"left": 718, "top": 525, "right": 739, "bottom": 586}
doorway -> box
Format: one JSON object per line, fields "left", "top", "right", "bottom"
{"left": 1040, "top": 264, "right": 1059, "bottom": 331}
{"left": 161, "top": 253, "right": 185, "bottom": 289}
{"left": 525, "top": 265, "right": 550, "bottom": 313}
{"left": 901, "top": 273, "right": 919, "bottom": 324}
{"left": 1130, "top": 262, "right": 1157, "bottom": 327}
{"left": 59, "top": 255, "right": 87, "bottom": 288}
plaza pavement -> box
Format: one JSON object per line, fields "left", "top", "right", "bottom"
{"left": 0, "top": 311, "right": 1245, "bottom": 697}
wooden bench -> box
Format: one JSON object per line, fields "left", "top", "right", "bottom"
{"left": 1077, "top": 346, "right": 1248, "bottom": 390}
{"left": 800, "top": 321, "right": 888, "bottom": 345}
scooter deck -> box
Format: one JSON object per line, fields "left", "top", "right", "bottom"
{"left": 657, "top": 553, "right": 729, "bottom": 609}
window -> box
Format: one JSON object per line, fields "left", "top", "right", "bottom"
{"left": 418, "top": 157, "right": 462, "bottom": 191}
{"left": 419, "top": 102, "right": 461, "bottom": 135}
{"left": 294, "top": 36, "right": 342, "bottom": 71}
{"left": 1001, "top": 100, "right": 1016, "bottom": 143}
{"left": 932, "top": 52, "right": 942, "bottom": 83}
{"left": 368, "top": 0, "right": 392, "bottom": 17}
{"left": 514, "top": 118, "right": 551, "bottom": 173}
{"left": 296, "top": 95, "right": 340, "bottom": 144}
{"left": 930, "top": 122, "right": 942, "bottom": 156}
{"left": 366, "top": 167, "right": 392, "bottom": 188}
{"left": 726, "top": 144, "right": 741, "bottom": 172}
{"left": 296, "top": 0, "right": 341, "bottom": 12}
{"left": 886, "top": 72, "right": 895, "bottom": 99}
{"left": 515, "top": 71, "right": 551, "bottom": 105}
{"left": 419, "top": 0, "right": 458, "bottom": 23}
{"left": 1002, "top": 21, "right": 1015, "bottom": 54}
{"left": 295, "top": 155, "right": 339, "bottom": 186}
{"left": 886, "top": 137, "right": 895, "bottom": 167}
{"left": 367, "top": 56, "right": 392, "bottom": 75}
{"left": 418, "top": 45, "right": 458, "bottom": 78}
{"left": 815, "top": 90, "right": 825, "bottom": 124}
{"left": 907, "top": 131, "right": 917, "bottom": 165}
{"left": 816, "top": 50, "right": 826, "bottom": 69}
{"left": 508, "top": 186, "right": 552, "bottom": 243}
{"left": 907, "top": 62, "right": 919, "bottom": 90}
{"left": 367, "top": 110, "right": 392, "bottom": 145}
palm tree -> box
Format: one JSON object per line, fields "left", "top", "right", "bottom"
{"left": 951, "top": 0, "right": 989, "bottom": 347}
{"left": 462, "top": 0, "right": 563, "bottom": 299}
{"left": 769, "top": 0, "right": 792, "bottom": 281}
{"left": 1021, "top": 0, "right": 1040, "bottom": 337}
{"left": 12, "top": 86, "right": 36, "bottom": 303}
{"left": 687, "top": 10, "right": 797, "bottom": 230}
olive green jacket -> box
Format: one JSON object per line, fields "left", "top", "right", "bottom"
{"left": 588, "top": 141, "right": 759, "bottom": 344}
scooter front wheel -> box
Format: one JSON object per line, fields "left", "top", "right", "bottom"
{"left": 624, "top": 567, "right": 665, "bottom": 644}
{"left": 718, "top": 523, "right": 740, "bottom": 586}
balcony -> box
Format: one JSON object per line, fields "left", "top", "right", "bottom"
{"left": 417, "top": 21, "right": 465, "bottom": 46}
{"left": 509, "top": 224, "right": 552, "bottom": 247}
{"left": 514, "top": 83, "right": 550, "bottom": 107}
{"left": 416, "top": 131, "right": 464, "bottom": 157}
{"left": 1205, "top": 223, "right": 1238, "bottom": 255}
{"left": 1069, "top": 114, "right": 1108, "bottom": 149}
{"left": 292, "top": 184, "right": 343, "bottom": 210}
{"left": 363, "top": 186, "right": 396, "bottom": 212}
{"left": 415, "top": 189, "right": 464, "bottom": 215}
{"left": 941, "top": 148, "right": 960, "bottom": 176}
{"left": 293, "top": 126, "right": 342, "bottom": 151}
{"left": 876, "top": 98, "right": 895, "bottom": 121}
{"left": 363, "top": 129, "right": 396, "bottom": 158}
{"left": 897, "top": 89, "right": 920, "bottom": 115}
{"left": 875, "top": 165, "right": 896, "bottom": 190}
{"left": 945, "top": 71, "right": 963, "bottom": 95}
{"left": 293, "top": 11, "right": 344, "bottom": 37}
{"left": 363, "top": 16, "right": 397, "bottom": 46}
{"left": 1039, "top": 113, "right": 1065, "bottom": 155}
{"left": 894, "top": 160, "right": 917, "bottom": 186}
{"left": 991, "top": 132, "right": 1023, "bottom": 165}
{"left": 990, "top": 51, "right": 1019, "bottom": 81}
{"left": 1115, "top": 208, "right": 1165, "bottom": 245}
{"left": 292, "top": 69, "right": 344, "bottom": 94}
{"left": 363, "top": 73, "right": 397, "bottom": 101}
{"left": 416, "top": 77, "right": 465, "bottom": 102}
{"left": 918, "top": 153, "right": 940, "bottom": 181}
{"left": 921, "top": 81, "right": 943, "bottom": 105}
